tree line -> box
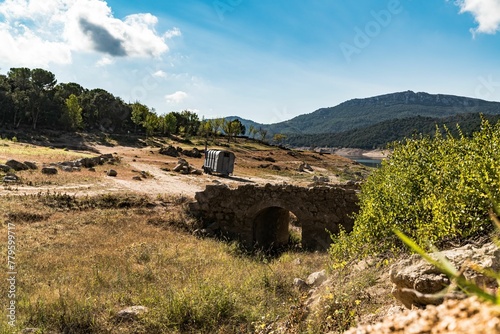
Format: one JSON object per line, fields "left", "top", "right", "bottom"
{"left": 0, "top": 67, "right": 250, "bottom": 141}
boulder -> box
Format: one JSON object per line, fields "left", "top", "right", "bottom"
{"left": 159, "top": 145, "right": 179, "bottom": 157}
{"left": 116, "top": 305, "right": 148, "bottom": 321}
{"left": 389, "top": 242, "right": 500, "bottom": 309}
{"left": 61, "top": 166, "right": 73, "bottom": 172}
{"left": 306, "top": 270, "right": 327, "bottom": 287}
{"left": 0, "top": 164, "right": 11, "bottom": 172}
{"left": 293, "top": 278, "right": 308, "bottom": 290}
{"left": 23, "top": 161, "right": 37, "bottom": 170}
{"left": 3, "top": 173, "right": 19, "bottom": 183}
{"left": 183, "top": 148, "right": 203, "bottom": 158}
{"left": 41, "top": 167, "right": 58, "bottom": 175}
{"left": 107, "top": 169, "right": 118, "bottom": 177}
{"left": 6, "top": 159, "right": 29, "bottom": 171}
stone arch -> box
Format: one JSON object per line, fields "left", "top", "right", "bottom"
{"left": 247, "top": 200, "right": 309, "bottom": 250}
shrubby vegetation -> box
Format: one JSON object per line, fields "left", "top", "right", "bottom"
{"left": 330, "top": 117, "right": 500, "bottom": 265}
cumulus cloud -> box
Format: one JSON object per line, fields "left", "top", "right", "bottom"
{"left": 0, "top": 0, "right": 180, "bottom": 67}
{"left": 96, "top": 56, "right": 113, "bottom": 67}
{"left": 455, "top": 0, "right": 500, "bottom": 35}
{"left": 165, "top": 91, "right": 188, "bottom": 103}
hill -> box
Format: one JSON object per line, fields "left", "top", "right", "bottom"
{"left": 226, "top": 91, "right": 500, "bottom": 148}
{"left": 285, "top": 113, "right": 500, "bottom": 149}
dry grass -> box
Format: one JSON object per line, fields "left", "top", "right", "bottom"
{"left": 0, "top": 193, "right": 329, "bottom": 333}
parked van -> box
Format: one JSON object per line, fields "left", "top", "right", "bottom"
{"left": 203, "top": 150, "right": 235, "bottom": 176}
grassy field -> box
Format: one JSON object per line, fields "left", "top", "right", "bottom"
{"left": 0, "top": 135, "right": 382, "bottom": 333}
{"left": 0, "top": 193, "right": 334, "bottom": 333}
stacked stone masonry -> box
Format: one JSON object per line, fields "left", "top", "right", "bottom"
{"left": 189, "top": 183, "right": 359, "bottom": 250}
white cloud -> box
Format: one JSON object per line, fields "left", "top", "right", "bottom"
{"left": 96, "top": 56, "right": 113, "bottom": 67}
{"left": 165, "top": 91, "right": 188, "bottom": 103}
{"left": 164, "top": 27, "right": 181, "bottom": 39}
{"left": 0, "top": 0, "right": 179, "bottom": 67}
{"left": 455, "top": 0, "right": 500, "bottom": 35}
{"left": 153, "top": 70, "right": 167, "bottom": 78}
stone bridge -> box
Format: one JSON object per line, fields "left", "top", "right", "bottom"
{"left": 189, "top": 183, "right": 359, "bottom": 250}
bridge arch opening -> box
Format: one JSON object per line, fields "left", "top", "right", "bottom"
{"left": 252, "top": 206, "right": 301, "bottom": 250}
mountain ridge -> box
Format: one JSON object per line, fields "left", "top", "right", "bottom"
{"left": 225, "top": 91, "right": 500, "bottom": 147}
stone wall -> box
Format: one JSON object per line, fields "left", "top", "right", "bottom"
{"left": 189, "top": 183, "right": 359, "bottom": 250}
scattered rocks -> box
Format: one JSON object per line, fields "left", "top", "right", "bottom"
{"left": 6, "top": 159, "right": 29, "bottom": 171}
{"left": 107, "top": 169, "right": 118, "bottom": 177}
{"left": 172, "top": 158, "right": 201, "bottom": 175}
{"left": 41, "top": 167, "right": 58, "bottom": 175}
{"left": 345, "top": 296, "right": 500, "bottom": 334}
{"left": 116, "top": 306, "right": 148, "bottom": 321}
{"left": 389, "top": 242, "right": 500, "bottom": 309}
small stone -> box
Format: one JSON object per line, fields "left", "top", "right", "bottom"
{"left": 107, "top": 169, "right": 117, "bottom": 177}
{"left": 132, "top": 176, "right": 142, "bottom": 181}
{"left": 116, "top": 305, "right": 148, "bottom": 321}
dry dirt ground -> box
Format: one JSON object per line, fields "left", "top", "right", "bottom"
{"left": 0, "top": 137, "right": 370, "bottom": 198}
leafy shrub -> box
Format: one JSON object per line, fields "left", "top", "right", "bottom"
{"left": 330, "top": 117, "right": 500, "bottom": 264}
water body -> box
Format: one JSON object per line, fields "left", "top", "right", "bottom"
{"left": 349, "top": 156, "right": 383, "bottom": 168}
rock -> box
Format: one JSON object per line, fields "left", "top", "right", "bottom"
{"left": 306, "top": 270, "right": 327, "bottom": 287}
{"left": 313, "top": 175, "right": 330, "bottom": 183}
{"left": 21, "top": 329, "right": 41, "bottom": 334}
{"left": 88, "top": 167, "right": 96, "bottom": 172}
{"left": 116, "top": 305, "right": 148, "bottom": 321}
{"left": 107, "top": 169, "right": 118, "bottom": 177}
{"left": 41, "top": 167, "right": 58, "bottom": 175}
{"left": 72, "top": 167, "right": 81, "bottom": 172}
{"left": 345, "top": 296, "right": 500, "bottom": 334}
{"left": 191, "top": 169, "right": 203, "bottom": 175}
{"left": 6, "top": 159, "right": 29, "bottom": 171}
{"left": 293, "top": 278, "right": 308, "bottom": 290}
{"left": 159, "top": 145, "right": 179, "bottom": 157}
{"left": 298, "top": 162, "right": 313, "bottom": 172}
{"left": 132, "top": 176, "right": 142, "bottom": 181}
{"left": 3, "top": 173, "right": 19, "bottom": 183}
{"left": 61, "top": 166, "right": 73, "bottom": 172}
{"left": 78, "top": 157, "right": 100, "bottom": 168}
{"left": 271, "top": 165, "right": 281, "bottom": 171}
{"left": 23, "top": 161, "right": 37, "bottom": 169}
{"left": 183, "top": 148, "right": 203, "bottom": 158}
{"left": 264, "top": 156, "right": 276, "bottom": 162}
{"left": 389, "top": 242, "right": 500, "bottom": 309}
{"left": 0, "top": 164, "right": 11, "bottom": 172}
{"left": 173, "top": 159, "right": 189, "bottom": 173}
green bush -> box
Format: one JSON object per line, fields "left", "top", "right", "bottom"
{"left": 330, "top": 117, "right": 500, "bottom": 265}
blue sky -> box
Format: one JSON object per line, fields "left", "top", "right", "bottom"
{"left": 1, "top": 0, "right": 500, "bottom": 123}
